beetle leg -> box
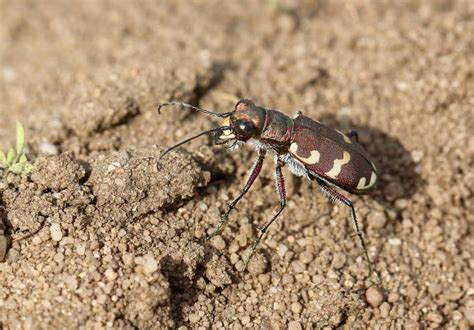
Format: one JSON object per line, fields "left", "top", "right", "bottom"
{"left": 207, "top": 149, "right": 267, "bottom": 240}
{"left": 244, "top": 159, "right": 287, "bottom": 268}
{"left": 346, "top": 130, "right": 359, "bottom": 142}
{"left": 315, "top": 178, "right": 380, "bottom": 283}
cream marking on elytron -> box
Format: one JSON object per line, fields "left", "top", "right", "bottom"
{"left": 289, "top": 142, "right": 320, "bottom": 164}
{"left": 356, "top": 171, "right": 377, "bottom": 190}
{"left": 325, "top": 151, "right": 351, "bottom": 179}
{"left": 337, "top": 129, "right": 352, "bottom": 144}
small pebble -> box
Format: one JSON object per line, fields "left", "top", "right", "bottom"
{"left": 229, "top": 253, "right": 239, "bottom": 265}
{"left": 329, "top": 312, "right": 343, "bottom": 326}
{"left": 7, "top": 248, "right": 20, "bottom": 262}
{"left": 210, "top": 236, "right": 226, "bottom": 251}
{"left": 273, "top": 301, "right": 285, "bottom": 311}
{"left": 291, "top": 260, "right": 306, "bottom": 273}
{"left": 188, "top": 313, "right": 201, "bottom": 324}
{"left": 32, "top": 236, "right": 42, "bottom": 245}
{"left": 107, "top": 163, "right": 121, "bottom": 172}
{"left": 380, "top": 302, "right": 391, "bottom": 318}
{"left": 278, "top": 244, "right": 288, "bottom": 258}
{"left": 39, "top": 141, "right": 59, "bottom": 155}
{"left": 241, "top": 315, "right": 250, "bottom": 325}
{"left": 235, "top": 261, "right": 245, "bottom": 272}
{"left": 76, "top": 244, "right": 86, "bottom": 256}
{"left": 258, "top": 273, "right": 270, "bottom": 285}
{"left": 331, "top": 252, "right": 346, "bottom": 269}
{"left": 368, "top": 211, "right": 387, "bottom": 229}
{"left": 288, "top": 320, "right": 303, "bottom": 330}
{"left": 50, "top": 223, "right": 63, "bottom": 242}
{"left": 394, "top": 198, "right": 408, "bottom": 209}
{"left": 452, "top": 310, "right": 462, "bottom": 321}
{"left": 236, "top": 232, "right": 247, "bottom": 247}
{"left": 53, "top": 252, "right": 64, "bottom": 263}
{"left": 366, "top": 285, "right": 384, "bottom": 308}
{"left": 411, "top": 149, "right": 424, "bottom": 163}
{"left": 388, "top": 237, "right": 402, "bottom": 246}
{"left": 425, "top": 311, "right": 443, "bottom": 324}
{"left": 282, "top": 273, "right": 295, "bottom": 285}
{"left": 299, "top": 251, "right": 314, "bottom": 264}
{"left": 66, "top": 275, "right": 78, "bottom": 290}
{"left": 388, "top": 292, "right": 399, "bottom": 303}
{"left": 143, "top": 254, "right": 158, "bottom": 274}
{"left": 104, "top": 268, "right": 118, "bottom": 281}
{"left": 406, "top": 286, "right": 418, "bottom": 300}
{"left": 467, "top": 305, "right": 474, "bottom": 326}
{"left": 248, "top": 253, "right": 268, "bottom": 275}
{"left": 291, "top": 302, "right": 303, "bottom": 314}
{"left": 228, "top": 242, "right": 239, "bottom": 254}
{"left": 198, "top": 202, "right": 208, "bottom": 211}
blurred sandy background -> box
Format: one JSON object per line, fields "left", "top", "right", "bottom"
{"left": 1, "top": 1, "right": 473, "bottom": 328}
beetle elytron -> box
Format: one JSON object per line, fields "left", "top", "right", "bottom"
{"left": 157, "top": 99, "right": 378, "bottom": 278}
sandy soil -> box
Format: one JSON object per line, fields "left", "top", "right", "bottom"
{"left": 1, "top": 1, "right": 473, "bottom": 329}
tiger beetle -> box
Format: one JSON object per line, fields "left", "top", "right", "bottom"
{"left": 157, "top": 99, "right": 380, "bottom": 281}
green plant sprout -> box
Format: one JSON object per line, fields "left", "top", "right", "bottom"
{"left": 0, "top": 121, "right": 34, "bottom": 177}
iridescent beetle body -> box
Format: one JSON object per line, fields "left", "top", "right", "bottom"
{"left": 218, "top": 100, "right": 377, "bottom": 194}
{"left": 289, "top": 114, "right": 377, "bottom": 193}
{"left": 158, "top": 99, "right": 379, "bottom": 279}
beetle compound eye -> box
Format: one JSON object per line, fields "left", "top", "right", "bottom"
{"left": 233, "top": 119, "right": 255, "bottom": 140}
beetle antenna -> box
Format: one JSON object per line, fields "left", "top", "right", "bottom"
{"left": 159, "top": 126, "right": 231, "bottom": 161}
{"left": 157, "top": 101, "right": 233, "bottom": 118}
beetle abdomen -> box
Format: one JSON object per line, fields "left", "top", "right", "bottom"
{"left": 289, "top": 117, "right": 377, "bottom": 194}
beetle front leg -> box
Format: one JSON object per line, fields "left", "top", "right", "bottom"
{"left": 207, "top": 149, "right": 266, "bottom": 240}
{"left": 316, "top": 178, "right": 380, "bottom": 283}
{"left": 244, "top": 159, "right": 287, "bottom": 268}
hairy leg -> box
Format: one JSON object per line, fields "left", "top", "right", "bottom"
{"left": 316, "top": 177, "right": 380, "bottom": 283}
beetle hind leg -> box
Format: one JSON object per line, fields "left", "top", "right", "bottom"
{"left": 244, "top": 159, "right": 287, "bottom": 269}
{"left": 315, "top": 178, "right": 380, "bottom": 283}
{"left": 346, "top": 130, "right": 359, "bottom": 142}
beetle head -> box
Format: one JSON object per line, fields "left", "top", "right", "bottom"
{"left": 156, "top": 99, "right": 266, "bottom": 161}
{"left": 218, "top": 99, "right": 266, "bottom": 142}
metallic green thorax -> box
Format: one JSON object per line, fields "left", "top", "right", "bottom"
{"left": 230, "top": 100, "right": 294, "bottom": 151}
{"left": 259, "top": 109, "right": 294, "bottom": 150}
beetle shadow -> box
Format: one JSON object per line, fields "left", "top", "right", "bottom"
{"left": 160, "top": 255, "right": 199, "bottom": 325}
{"left": 315, "top": 113, "right": 424, "bottom": 209}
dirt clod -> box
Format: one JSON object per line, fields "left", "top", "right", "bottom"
{"left": 31, "top": 152, "right": 86, "bottom": 192}
{"left": 247, "top": 252, "right": 268, "bottom": 275}
{"left": 88, "top": 147, "right": 210, "bottom": 218}
{"left": 205, "top": 257, "right": 232, "bottom": 287}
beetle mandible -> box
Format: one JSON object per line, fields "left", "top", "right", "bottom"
{"left": 157, "top": 99, "right": 379, "bottom": 278}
